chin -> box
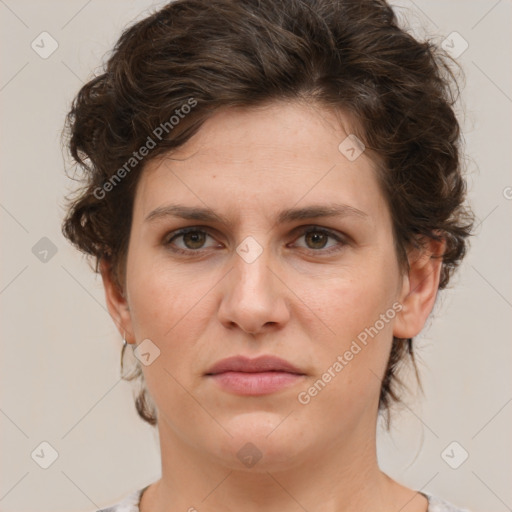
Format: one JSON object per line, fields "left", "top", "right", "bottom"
{"left": 210, "top": 412, "right": 312, "bottom": 472}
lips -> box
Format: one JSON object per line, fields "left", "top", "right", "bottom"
{"left": 205, "top": 355, "right": 304, "bottom": 376}
{"left": 205, "top": 355, "right": 305, "bottom": 396}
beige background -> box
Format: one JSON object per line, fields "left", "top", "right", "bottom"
{"left": 1, "top": 1, "right": 511, "bottom": 511}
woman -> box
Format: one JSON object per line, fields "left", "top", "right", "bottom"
{"left": 61, "top": 0, "right": 473, "bottom": 510}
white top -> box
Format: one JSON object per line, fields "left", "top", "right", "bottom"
{"left": 95, "top": 486, "right": 471, "bottom": 511}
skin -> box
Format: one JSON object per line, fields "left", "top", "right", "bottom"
{"left": 101, "top": 100, "right": 444, "bottom": 512}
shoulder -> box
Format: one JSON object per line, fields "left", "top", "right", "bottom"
{"left": 94, "top": 487, "right": 470, "bottom": 512}
{"left": 421, "top": 491, "right": 472, "bottom": 512}
{"left": 96, "top": 487, "right": 147, "bottom": 512}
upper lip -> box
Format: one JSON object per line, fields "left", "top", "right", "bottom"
{"left": 205, "top": 355, "right": 304, "bottom": 375}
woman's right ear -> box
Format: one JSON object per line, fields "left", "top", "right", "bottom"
{"left": 99, "top": 258, "right": 134, "bottom": 343}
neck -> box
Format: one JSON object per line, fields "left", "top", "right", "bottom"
{"left": 140, "top": 417, "right": 422, "bottom": 512}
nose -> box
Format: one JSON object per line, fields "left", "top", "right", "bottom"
{"left": 217, "top": 244, "right": 290, "bottom": 336}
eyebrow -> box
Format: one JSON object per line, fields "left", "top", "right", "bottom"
{"left": 145, "top": 203, "right": 368, "bottom": 225}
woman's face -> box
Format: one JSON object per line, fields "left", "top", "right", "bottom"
{"left": 105, "top": 101, "right": 428, "bottom": 471}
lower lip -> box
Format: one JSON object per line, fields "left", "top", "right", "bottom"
{"left": 207, "top": 371, "right": 304, "bottom": 395}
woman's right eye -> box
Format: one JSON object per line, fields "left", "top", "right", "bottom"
{"left": 164, "top": 228, "right": 220, "bottom": 254}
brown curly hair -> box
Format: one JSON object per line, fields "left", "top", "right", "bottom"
{"left": 61, "top": 0, "right": 474, "bottom": 428}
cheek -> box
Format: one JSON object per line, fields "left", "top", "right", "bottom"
{"left": 299, "top": 263, "right": 398, "bottom": 345}
{"left": 294, "top": 283, "right": 395, "bottom": 425}
{"left": 294, "top": 255, "right": 399, "bottom": 396}
{"left": 124, "top": 260, "right": 216, "bottom": 410}
{"left": 125, "top": 256, "right": 223, "bottom": 399}
{"left": 126, "top": 252, "right": 211, "bottom": 338}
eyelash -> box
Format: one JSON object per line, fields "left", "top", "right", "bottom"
{"left": 163, "top": 226, "right": 347, "bottom": 256}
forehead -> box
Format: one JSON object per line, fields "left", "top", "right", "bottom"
{"left": 134, "top": 101, "right": 388, "bottom": 225}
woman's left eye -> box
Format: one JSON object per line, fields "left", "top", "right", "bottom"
{"left": 163, "top": 226, "right": 346, "bottom": 255}
{"left": 291, "top": 227, "right": 346, "bottom": 254}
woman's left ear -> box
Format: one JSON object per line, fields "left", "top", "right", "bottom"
{"left": 393, "top": 236, "right": 446, "bottom": 339}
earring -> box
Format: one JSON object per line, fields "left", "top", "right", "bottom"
{"left": 123, "top": 331, "right": 128, "bottom": 346}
